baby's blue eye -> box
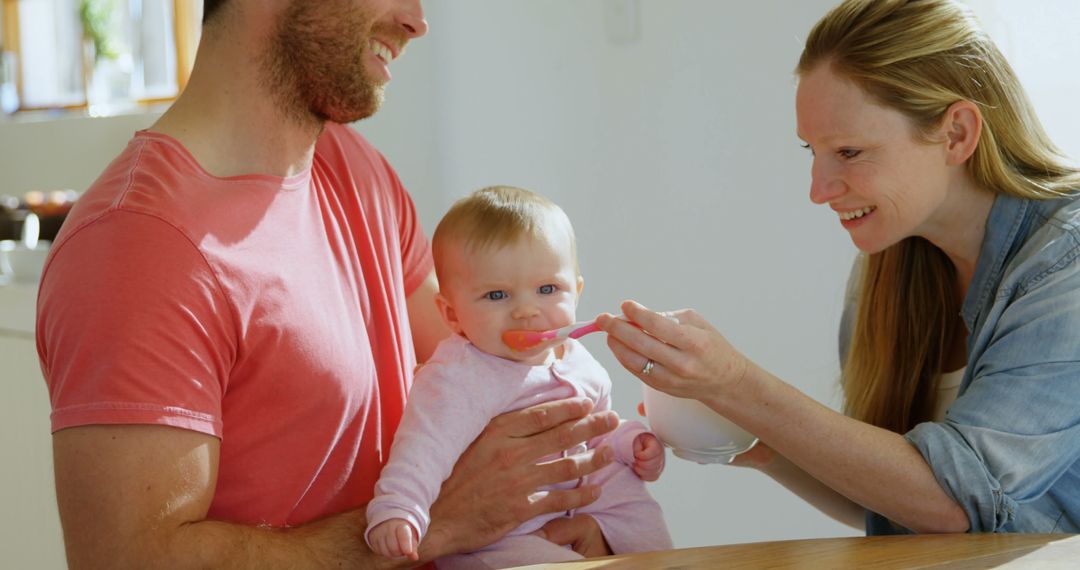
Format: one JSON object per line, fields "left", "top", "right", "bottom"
{"left": 538, "top": 284, "right": 556, "bottom": 295}
{"left": 485, "top": 290, "right": 506, "bottom": 301}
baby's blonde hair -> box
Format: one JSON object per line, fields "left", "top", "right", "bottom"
{"left": 432, "top": 186, "right": 579, "bottom": 284}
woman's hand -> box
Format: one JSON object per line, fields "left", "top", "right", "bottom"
{"left": 729, "top": 440, "right": 777, "bottom": 471}
{"left": 597, "top": 300, "right": 752, "bottom": 405}
{"left": 419, "top": 397, "right": 619, "bottom": 561}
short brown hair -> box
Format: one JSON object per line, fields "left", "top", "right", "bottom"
{"left": 203, "top": 0, "right": 228, "bottom": 24}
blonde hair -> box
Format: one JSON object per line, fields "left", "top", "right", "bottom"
{"left": 432, "top": 186, "right": 578, "bottom": 284}
{"left": 799, "top": 0, "right": 1080, "bottom": 433}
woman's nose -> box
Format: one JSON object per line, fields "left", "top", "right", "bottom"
{"left": 809, "top": 160, "right": 846, "bottom": 205}
{"left": 396, "top": 0, "right": 429, "bottom": 39}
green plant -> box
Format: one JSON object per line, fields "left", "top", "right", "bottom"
{"left": 80, "top": 0, "right": 120, "bottom": 61}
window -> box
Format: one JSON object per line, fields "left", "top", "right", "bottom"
{"left": 0, "top": 0, "right": 200, "bottom": 115}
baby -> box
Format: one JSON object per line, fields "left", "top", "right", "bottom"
{"left": 366, "top": 186, "right": 672, "bottom": 568}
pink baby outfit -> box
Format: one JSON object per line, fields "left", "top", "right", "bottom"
{"left": 366, "top": 334, "right": 672, "bottom": 568}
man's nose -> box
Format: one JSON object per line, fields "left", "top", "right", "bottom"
{"left": 396, "top": 0, "right": 429, "bottom": 39}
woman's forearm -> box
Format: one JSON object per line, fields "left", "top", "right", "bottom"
{"left": 712, "top": 363, "right": 969, "bottom": 534}
{"left": 747, "top": 446, "right": 865, "bottom": 530}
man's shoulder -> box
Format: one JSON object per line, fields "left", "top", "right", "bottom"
{"left": 316, "top": 123, "right": 380, "bottom": 162}
{"left": 56, "top": 134, "right": 181, "bottom": 243}
{"left": 313, "top": 123, "right": 404, "bottom": 194}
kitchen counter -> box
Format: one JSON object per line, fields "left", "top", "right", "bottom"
{"left": 0, "top": 282, "right": 37, "bottom": 335}
{"left": 0, "top": 281, "right": 66, "bottom": 569}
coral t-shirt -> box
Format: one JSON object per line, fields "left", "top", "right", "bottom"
{"left": 37, "top": 122, "right": 432, "bottom": 527}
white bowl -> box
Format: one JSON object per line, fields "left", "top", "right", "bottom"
{"left": 643, "top": 384, "right": 758, "bottom": 464}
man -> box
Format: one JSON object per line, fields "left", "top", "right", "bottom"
{"left": 38, "top": 1, "right": 618, "bottom": 567}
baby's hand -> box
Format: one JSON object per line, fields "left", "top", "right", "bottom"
{"left": 368, "top": 518, "right": 419, "bottom": 561}
{"left": 632, "top": 432, "right": 665, "bottom": 482}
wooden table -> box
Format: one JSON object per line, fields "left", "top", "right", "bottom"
{"left": 513, "top": 534, "right": 1080, "bottom": 569}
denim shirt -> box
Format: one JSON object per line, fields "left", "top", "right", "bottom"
{"left": 840, "top": 192, "right": 1080, "bottom": 534}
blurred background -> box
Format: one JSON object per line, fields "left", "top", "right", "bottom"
{"left": 2, "top": 1, "right": 1079, "bottom": 567}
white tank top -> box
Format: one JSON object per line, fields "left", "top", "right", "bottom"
{"left": 933, "top": 367, "right": 966, "bottom": 422}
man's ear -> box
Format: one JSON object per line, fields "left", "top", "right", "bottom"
{"left": 434, "top": 292, "right": 463, "bottom": 335}
{"left": 941, "top": 99, "right": 982, "bottom": 166}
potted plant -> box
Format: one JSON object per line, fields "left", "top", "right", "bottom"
{"left": 79, "top": 0, "right": 131, "bottom": 111}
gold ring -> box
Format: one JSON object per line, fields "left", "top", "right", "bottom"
{"left": 642, "top": 359, "right": 655, "bottom": 376}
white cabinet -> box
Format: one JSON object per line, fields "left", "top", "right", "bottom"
{"left": 0, "top": 284, "right": 66, "bottom": 569}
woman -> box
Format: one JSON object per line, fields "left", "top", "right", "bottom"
{"left": 599, "top": 0, "right": 1080, "bottom": 534}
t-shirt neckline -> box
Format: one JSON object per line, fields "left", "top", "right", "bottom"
{"left": 135, "top": 129, "right": 313, "bottom": 191}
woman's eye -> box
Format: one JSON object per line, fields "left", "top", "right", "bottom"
{"left": 485, "top": 291, "right": 506, "bottom": 301}
{"left": 538, "top": 284, "right": 556, "bottom": 295}
{"left": 800, "top": 143, "right": 815, "bottom": 156}
{"left": 838, "top": 148, "right": 861, "bottom": 159}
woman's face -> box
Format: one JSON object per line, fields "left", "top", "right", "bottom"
{"left": 796, "top": 65, "right": 952, "bottom": 254}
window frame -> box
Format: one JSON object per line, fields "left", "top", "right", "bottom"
{"left": 0, "top": 0, "right": 200, "bottom": 113}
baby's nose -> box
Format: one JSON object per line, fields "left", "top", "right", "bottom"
{"left": 511, "top": 303, "right": 541, "bottom": 320}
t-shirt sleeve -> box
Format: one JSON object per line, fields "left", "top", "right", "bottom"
{"left": 37, "top": 211, "right": 236, "bottom": 437}
{"left": 380, "top": 155, "right": 432, "bottom": 297}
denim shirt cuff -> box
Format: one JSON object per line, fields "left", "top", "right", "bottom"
{"left": 906, "top": 421, "right": 1018, "bottom": 532}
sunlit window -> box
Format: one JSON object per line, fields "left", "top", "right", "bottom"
{"left": 0, "top": 0, "right": 200, "bottom": 116}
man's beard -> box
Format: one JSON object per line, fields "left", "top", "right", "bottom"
{"left": 262, "top": 1, "right": 388, "bottom": 126}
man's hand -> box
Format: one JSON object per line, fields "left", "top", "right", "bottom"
{"left": 419, "top": 397, "right": 619, "bottom": 560}
{"left": 534, "top": 515, "right": 612, "bottom": 558}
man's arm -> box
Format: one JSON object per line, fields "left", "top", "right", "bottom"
{"left": 406, "top": 270, "right": 451, "bottom": 363}
{"left": 418, "top": 398, "right": 618, "bottom": 560}
{"left": 53, "top": 424, "right": 400, "bottom": 570}
{"left": 55, "top": 400, "right": 619, "bottom": 569}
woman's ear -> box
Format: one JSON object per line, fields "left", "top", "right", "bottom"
{"left": 434, "top": 292, "right": 464, "bottom": 335}
{"left": 576, "top": 276, "right": 585, "bottom": 297}
{"left": 942, "top": 99, "right": 982, "bottom": 166}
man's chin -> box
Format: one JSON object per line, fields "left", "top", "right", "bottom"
{"left": 318, "top": 90, "right": 385, "bottom": 124}
{"left": 318, "top": 106, "right": 377, "bottom": 125}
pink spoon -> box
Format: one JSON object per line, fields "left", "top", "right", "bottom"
{"left": 502, "top": 319, "right": 602, "bottom": 352}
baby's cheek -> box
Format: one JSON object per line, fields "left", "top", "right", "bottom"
{"left": 550, "top": 303, "right": 577, "bottom": 327}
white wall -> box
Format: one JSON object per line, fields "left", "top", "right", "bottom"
{"left": 968, "top": 0, "right": 1080, "bottom": 158}
{"left": 4, "top": 0, "right": 1080, "bottom": 563}
{"left": 378, "top": 0, "right": 859, "bottom": 547}
{"left": 360, "top": 0, "right": 1080, "bottom": 548}
{"left": 0, "top": 111, "right": 160, "bottom": 197}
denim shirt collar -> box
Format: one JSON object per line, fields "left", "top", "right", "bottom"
{"left": 962, "top": 193, "right": 1038, "bottom": 333}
